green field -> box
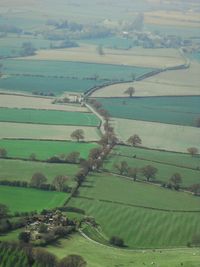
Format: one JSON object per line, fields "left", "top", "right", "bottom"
{"left": 2, "top": 59, "right": 154, "bottom": 80}
{"left": 112, "top": 145, "right": 200, "bottom": 169}
{"left": 0, "top": 159, "right": 79, "bottom": 184}
{"left": 0, "top": 108, "right": 100, "bottom": 126}
{"left": 105, "top": 154, "right": 200, "bottom": 187}
{"left": 0, "top": 185, "right": 67, "bottom": 213}
{"left": 76, "top": 173, "right": 200, "bottom": 210}
{"left": 0, "top": 76, "right": 103, "bottom": 95}
{"left": 70, "top": 198, "right": 200, "bottom": 248}
{"left": 68, "top": 173, "right": 200, "bottom": 248}
{"left": 0, "top": 139, "right": 97, "bottom": 160}
{"left": 46, "top": 234, "right": 200, "bottom": 267}
{"left": 97, "top": 96, "right": 200, "bottom": 126}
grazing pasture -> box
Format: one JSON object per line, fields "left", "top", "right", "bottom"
{"left": 0, "top": 185, "right": 67, "bottom": 213}
{"left": 105, "top": 154, "right": 200, "bottom": 187}
{"left": 113, "top": 145, "right": 200, "bottom": 169}
{"left": 47, "top": 234, "right": 200, "bottom": 267}
{"left": 0, "top": 159, "right": 79, "bottom": 183}
{"left": 0, "top": 94, "right": 88, "bottom": 112}
{"left": 68, "top": 173, "right": 200, "bottom": 248}
{"left": 0, "top": 108, "right": 100, "bottom": 127}
{"left": 77, "top": 173, "right": 200, "bottom": 210}
{"left": 26, "top": 45, "right": 184, "bottom": 68}
{"left": 111, "top": 118, "right": 200, "bottom": 153}
{"left": 0, "top": 122, "right": 101, "bottom": 141}
{"left": 97, "top": 96, "right": 200, "bottom": 126}
{"left": 0, "top": 139, "right": 97, "bottom": 160}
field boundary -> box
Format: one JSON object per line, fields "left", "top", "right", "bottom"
{"left": 75, "top": 196, "right": 200, "bottom": 213}
{"left": 109, "top": 152, "right": 200, "bottom": 172}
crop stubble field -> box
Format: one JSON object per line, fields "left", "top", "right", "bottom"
{"left": 111, "top": 118, "right": 200, "bottom": 153}
{"left": 24, "top": 45, "right": 185, "bottom": 68}
{"left": 0, "top": 122, "right": 101, "bottom": 141}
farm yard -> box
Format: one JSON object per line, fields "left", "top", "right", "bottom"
{"left": 0, "top": 94, "right": 89, "bottom": 112}
{"left": 0, "top": 186, "right": 67, "bottom": 213}
{"left": 97, "top": 96, "right": 200, "bottom": 126}
{"left": 111, "top": 118, "right": 200, "bottom": 153}
{"left": 0, "top": 139, "right": 97, "bottom": 160}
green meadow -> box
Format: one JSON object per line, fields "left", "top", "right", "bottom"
{"left": 0, "top": 185, "right": 67, "bottom": 213}
{"left": 76, "top": 173, "right": 200, "bottom": 211}
{"left": 0, "top": 159, "right": 79, "bottom": 183}
{"left": 0, "top": 108, "right": 100, "bottom": 126}
{"left": 68, "top": 173, "right": 200, "bottom": 248}
{"left": 0, "top": 139, "right": 97, "bottom": 160}
{"left": 112, "top": 145, "right": 200, "bottom": 169}
{"left": 98, "top": 96, "right": 200, "bottom": 126}
{"left": 47, "top": 234, "right": 200, "bottom": 267}
{"left": 0, "top": 76, "right": 103, "bottom": 95}
{"left": 2, "top": 59, "right": 154, "bottom": 80}
{"left": 105, "top": 154, "right": 200, "bottom": 187}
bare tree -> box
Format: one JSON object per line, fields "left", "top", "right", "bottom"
{"left": 170, "top": 173, "right": 182, "bottom": 190}
{"left": 71, "top": 129, "right": 84, "bottom": 142}
{"left": 0, "top": 148, "right": 7, "bottom": 158}
{"left": 128, "top": 167, "right": 139, "bottom": 181}
{"left": 141, "top": 165, "right": 158, "bottom": 181}
{"left": 53, "top": 175, "right": 69, "bottom": 191}
{"left": 187, "top": 147, "right": 199, "bottom": 157}
{"left": 195, "top": 117, "right": 200, "bottom": 127}
{"left": 127, "top": 134, "right": 142, "bottom": 146}
{"left": 30, "top": 172, "right": 47, "bottom": 188}
{"left": 190, "top": 184, "right": 200, "bottom": 196}
{"left": 113, "top": 161, "right": 128, "bottom": 175}
{"left": 124, "top": 86, "right": 135, "bottom": 98}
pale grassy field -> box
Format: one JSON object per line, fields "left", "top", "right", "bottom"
{"left": 0, "top": 122, "right": 100, "bottom": 141}
{"left": 0, "top": 94, "right": 88, "bottom": 112}
{"left": 144, "top": 10, "right": 200, "bottom": 28}
{"left": 23, "top": 45, "right": 185, "bottom": 68}
{"left": 111, "top": 118, "right": 200, "bottom": 153}
{"left": 92, "top": 62, "right": 200, "bottom": 97}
